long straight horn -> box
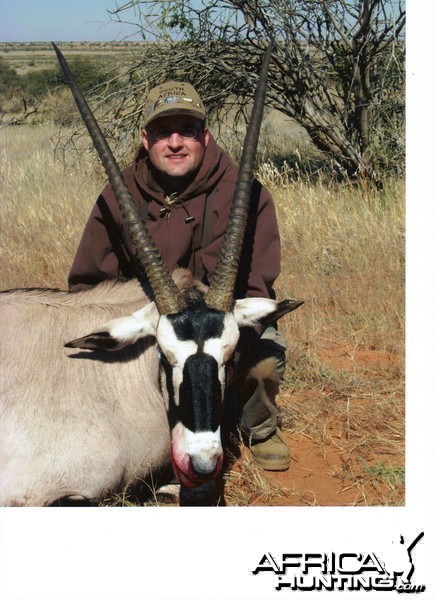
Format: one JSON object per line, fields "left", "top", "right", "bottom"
{"left": 205, "top": 40, "right": 274, "bottom": 311}
{"left": 52, "top": 43, "right": 186, "bottom": 315}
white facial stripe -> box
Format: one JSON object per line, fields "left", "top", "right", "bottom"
{"left": 203, "top": 338, "right": 222, "bottom": 361}
{"left": 157, "top": 315, "right": 199, "bottom": 406}
{"left": 171, "top": 365, "right": 184, "bottom": 406}
{"left": 203, "top": 314, "right": 240, "bottom": 363}
{"left": 157, "top": 315, "right": 198, "bottom": 366}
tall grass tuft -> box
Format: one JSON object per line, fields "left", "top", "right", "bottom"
{"left": 0, "top": 123, "right": 104, "bottom": 289}
{"left": 257, "top": 161, "right": 405, "bottom": 357}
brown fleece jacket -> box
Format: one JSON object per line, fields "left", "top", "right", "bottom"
{"left": 68, "top": 135, "right": 281, "bottom": 300}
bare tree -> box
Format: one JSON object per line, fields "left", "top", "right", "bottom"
{"left": 103, "top": 0, "right": 405, "bottom": 181}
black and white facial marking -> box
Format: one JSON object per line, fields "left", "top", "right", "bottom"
{"left": 65, "top": 287, "right": 303, "bottom": 491}
{"left": 157, "top": 304, "right": 240, "bottom": 488}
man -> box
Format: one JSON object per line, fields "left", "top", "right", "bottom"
{"left": 68, "top": 80, "right": 290, "bottom": 471}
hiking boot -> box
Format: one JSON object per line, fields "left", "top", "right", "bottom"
{"left": 248, "top": 427, "right": 291, "bottom": 471}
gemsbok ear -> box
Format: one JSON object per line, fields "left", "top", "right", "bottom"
{"left": 233, "top": 297, "right": 303, "bottom": 332}
{"left": 65, "top": 302, "right": 159, "bottom": 351}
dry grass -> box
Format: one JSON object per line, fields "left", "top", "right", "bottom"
{"left": 0, "top": 124, "right": 405, "bottom": 506}
{"left": 223, "top": 162, "right": 405, "bottom": 505}
{"left": 259, "top": 162, "right": 405, "bottom": 353}
{"left": 0, "top": 123, "right": 104, "bottom": 289}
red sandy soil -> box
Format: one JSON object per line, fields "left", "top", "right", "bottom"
{"left": 226, "top": 343, "right": 404, "bottom": 507}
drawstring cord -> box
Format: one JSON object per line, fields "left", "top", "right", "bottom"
{"left": 160, "top": 194, "right": 196, "bottom": 275}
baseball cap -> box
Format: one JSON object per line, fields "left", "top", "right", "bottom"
{"left": 144, "top": 81, "right": 206, "bottom": 127}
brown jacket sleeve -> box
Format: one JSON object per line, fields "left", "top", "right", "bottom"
{"left": 199, "top": 178, "right": 281, "bottom": 300}
{"left": 68, "top": 187, "right": 135, "bottom": 292}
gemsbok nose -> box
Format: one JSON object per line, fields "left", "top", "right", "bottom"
{"left": 187, "top": 432, "right": 223, "bottom": 476}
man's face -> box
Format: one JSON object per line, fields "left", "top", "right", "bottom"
{"left": 142, "top": 114, "right": 210, "bottom": 180}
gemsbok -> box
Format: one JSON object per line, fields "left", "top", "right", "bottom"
{"left": 0, "top": 42, "right": 302, "bottom": 506}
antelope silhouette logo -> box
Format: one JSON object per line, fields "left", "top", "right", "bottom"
{"left": 383, "top": 532, "right": 425, "bottom": 591}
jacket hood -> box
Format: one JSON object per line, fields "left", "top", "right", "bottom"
{"left": 133, "top": 134, "right": 235, "bottom": 203}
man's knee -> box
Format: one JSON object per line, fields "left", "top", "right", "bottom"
{"left": 248, "top": 346, "right": 286, "bottom": 384}
{"left": 236, "top": 326, "right": 287, "bottom": 379}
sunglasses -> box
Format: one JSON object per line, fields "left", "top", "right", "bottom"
{"left": 146, "top": 123, "right": 204, "bottom": 142}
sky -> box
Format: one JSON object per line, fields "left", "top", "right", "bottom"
{"left": 0, "top": 0, "right": 143, "bottom": 42}
{"left": 0, "top": 0, "right": 411, "bottom": 44}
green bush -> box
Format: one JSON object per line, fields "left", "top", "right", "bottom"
{"left": 14, "top": 56, "right": 108, "bottom": 100}
{"left": 0, "top": 57, "right": 22, "bottom": 94}
{"left": 56, "top": 55, "right": 109, "bottom": 92}
{"left": 0, "top": 54, "right": 112, "bottom": 122}
{"left": 23, "top": 67, "right": 64, "bottom": 98}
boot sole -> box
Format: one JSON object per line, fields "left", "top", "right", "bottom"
{"left": 251, "top": 456, "right": 291, "bottom": 471}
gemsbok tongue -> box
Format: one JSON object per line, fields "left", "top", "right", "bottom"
{"left": 170, "top": 447, "right": 223, "bottom": 489}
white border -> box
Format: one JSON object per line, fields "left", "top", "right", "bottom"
{"left": 1, "top": 2, "right": 435, "bottom": 599}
